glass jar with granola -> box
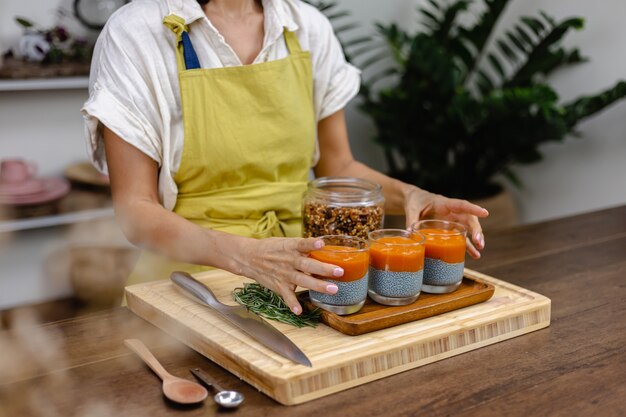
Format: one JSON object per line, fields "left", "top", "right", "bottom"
{"left": 302, "top": 177, "right": 385, "bottom": 240}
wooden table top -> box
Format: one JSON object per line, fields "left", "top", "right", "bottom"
{"left": 1, "top": 205, "right": 625, "bottom": 416}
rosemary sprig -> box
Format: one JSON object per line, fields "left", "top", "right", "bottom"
{"left": 232, "top": 283, "right": 321, "bottom": 328}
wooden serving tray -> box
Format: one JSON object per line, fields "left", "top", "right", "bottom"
{"left": 126, "top": 268, "right": 551, "bottom": 405}
{"left": 298, "top": 276, "right": 494, "bottom": 335}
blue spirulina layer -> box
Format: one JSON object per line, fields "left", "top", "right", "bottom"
{"left": 423, "top": 258, "right": 464, "bottom": 285}
{"left": 368, "top": 267, "right": 423, "bottom": 298}
{"left": 309, "top": 273, "right": 369, "bottom": 306}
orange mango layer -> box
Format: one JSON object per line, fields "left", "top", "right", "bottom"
{"left": 416, "top": 228, "right": 466, "bottom": 263}
{"left": 309, "top": 245, "right": 369, "bottom": 282}
{"left": 370, "top": 236, "right": 425, "bottom": 272}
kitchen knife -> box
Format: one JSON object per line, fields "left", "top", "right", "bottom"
{"left": 170, "top": 271, "right": 312, "bottom": 367}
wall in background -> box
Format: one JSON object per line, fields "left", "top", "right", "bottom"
{"left": 0, "top": 90, "right": 89, "bottom": 177}
{"left": 0, "top": 0, "right": 625, "bottom": 224}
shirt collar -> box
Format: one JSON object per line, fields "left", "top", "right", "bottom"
{"left": 165, "top": 0, "right": 205, "bottom": 25}
{"left": 164, "top": 0, "right": 299, "bottom": 32}
{"left": 264, "top": 0, "right": 299, "bottom": 32}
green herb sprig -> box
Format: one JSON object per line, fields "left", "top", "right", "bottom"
{"left": 232, "top": 283, "right": 321, "bottom": 328}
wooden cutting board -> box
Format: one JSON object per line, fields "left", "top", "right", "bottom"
{"left": 126, "top": 268, "right": 550, "bottom": 405}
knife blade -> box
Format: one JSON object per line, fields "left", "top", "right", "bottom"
{"left": 170, "top": 271, "right": 312, "bottom": 367}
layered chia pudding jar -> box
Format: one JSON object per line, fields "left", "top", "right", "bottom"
{"left": 302, "top": 177, "right": 385, "bottom": 240}
{"left": 308, "top": 235, "right": 370, "bottom": 315}
{"left": 411, "top": 220, "right": 466, "bottom": 294}
{"left": 368, "top": 229, "right": 425, "bottom": 306}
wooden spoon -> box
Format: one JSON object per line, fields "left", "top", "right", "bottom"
{"left": 124, "top": 339, "right": 208, "bottom": 404}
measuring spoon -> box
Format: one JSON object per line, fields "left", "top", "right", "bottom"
{"left": 190, "top": 368, "right": 245, "bottom": 408}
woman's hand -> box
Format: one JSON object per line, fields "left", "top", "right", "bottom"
{"left": 230, "top": 237, "right": 344, "bottom": 315}
{"left": 404, "top": 187, "right": 489, "bottom": 259}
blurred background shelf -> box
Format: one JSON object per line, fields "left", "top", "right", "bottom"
{"left": 0, "top": 207, "right": 114, "bottom": 233}
{"left": 0, "top": 188, "right": 114, "bottom": 233}
{"left": 0, "top": 188, "right": 131, "bottom": 311}
{"left": 0, "top": 76, "right": 89, "bottom": 92}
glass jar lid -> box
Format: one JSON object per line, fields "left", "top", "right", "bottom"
{"left": 306, "top": 177, "right": 384, "bottom": 206}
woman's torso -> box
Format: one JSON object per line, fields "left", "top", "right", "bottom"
{"left": 84, "top": 0, "right": 360, "bottom": 210}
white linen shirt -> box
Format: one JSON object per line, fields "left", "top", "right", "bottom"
{"left": 82, "top": 0, "right": 361, "bottom": 210}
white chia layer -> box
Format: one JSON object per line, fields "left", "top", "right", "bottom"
{"left": 423, "top": 258, "right": 464, "bottom": 285}
{"left": 309, "top": 273, "right": 369, "bottom": 306}
{"left": 369, "top": 267, "right": 423, "bottom": 298}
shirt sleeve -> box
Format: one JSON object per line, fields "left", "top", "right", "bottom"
{"left": 310, "top": 11, "right": 361, "bottom": 121}
{"left": 81, "top": 13, "right": 163, "bottom": 174}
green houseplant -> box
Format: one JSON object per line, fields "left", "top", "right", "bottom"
{"left": 351, "top": 0, "right": 626, "bottom": 203}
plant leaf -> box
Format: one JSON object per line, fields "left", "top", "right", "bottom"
{"left": 342, "top": 36, "right": 372, "bottom": 48}
{"left": 358, "top": 51, "right": 392, "bottom": 72}
{"left": 450, "top": 38, "right": 475, "bottom": 71}
{"left": 377, "top": 23, "right": 412, "bottom": 66}
{"left": 497, "top": 39, "right": 518, "bottom": 63}
{"left": 419, "top": 8, "right": 441, "bottom": 27}
{"left": 458, "top": 0, "right": 510, "bottom": 50}
{"left": 317, "top": 2, "right": 337, "bottom": 12}
{"left": 563, "top": 80, "right": 626, "bottom": 126}
{"left": 426, "top": 0, "right": 442, "bottom": 11}
{"left": 506, "top": 17, "right": 586, "bottom": 87}
{"left": 456, "top": 0, "right": 511, "bottom": 84}
{"left": 487, "top": 52, "right": 506, "bottom": 80}
{"left": 349, "top": 43, "right": 388, "bottom": 59}
{"left": 364, "top": 67, "right": 399, "bottom": 88}
{"left": 15, "top": 17, "right": 34, "bottom": 28}
{"left": 521, "top": 16, "right": 545, "bottom": 36}
{"left": 514, "top": 24, "right": 534, "bottom": 48}
{"left": 506, "top": 30, "right": 528, "bottom": 53}
{"left": 334, "top": 23, "right": 359, "bottom": 34}
{"left": 326, "top": 11, "right": 351, "bottom": 20}
{"left": 476, "top": 69, "right": 495, "bottom": 95}
{"left": 539, "top": 10, "right": 556, "bottom": 26}
{"left": 431, "top": 1, "right": 470, "bottom": 42}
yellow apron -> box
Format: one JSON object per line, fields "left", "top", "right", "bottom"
{"left": 127, "top": 14, "right": 316, "bottom": 286}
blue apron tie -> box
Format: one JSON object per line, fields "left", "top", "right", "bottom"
{"left": 181, "top": 32, "right": 201, "bottom": 70}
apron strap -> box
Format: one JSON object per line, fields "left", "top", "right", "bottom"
{"left": 283, "top": 29, "right": 303, "bottom": 55}
{"left": 164, "top": 14, "right": 201, "bottom": 70}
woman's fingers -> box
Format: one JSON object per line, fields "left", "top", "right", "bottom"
{"left": 446, "top": 199, "right": 489, "bottom": 218}
{"left": 295, "top": 237, "right": 325, "bottom": 252}
{"left": 275, "top": 271, "right": 339, "bottom": 316}
{"left": 273, "top": 271, "right": 339, "bottom": 316}
{"left": 292, "top": 270, "right": 339, "bottom": 293}
{"left": 295, "top": 256, "right": 344, "bottom": 280}
{"left": 244, "top": 237, "right": 346, "bottom": 315}
{"left": 275, "top": 283, "right": 303, "bottom": 315}
{"left": 466, "top": 237, "right": 481, "bottom": 259}
{"left": 464, "top": 214, "right": 485, "bottom": 250}
{"left": 291, "top": 237, "right": 345, "bottom": 280}
{"left": 453, "top": 212, "right": 484, "bottom": 259}
{"left": 427, "top": 196, "right": 487, "bottom": 255}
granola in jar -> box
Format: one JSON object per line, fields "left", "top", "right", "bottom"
{"left": 302, "top": 177, "right": 385, "bottom": 240}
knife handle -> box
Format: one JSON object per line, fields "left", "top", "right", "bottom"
{"left": 190, "top": 368, "right": 226, "bottom": 393}
{"left": 171, "top": 271, "right": 224, "bottom": 309}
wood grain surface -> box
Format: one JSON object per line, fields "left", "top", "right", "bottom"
{"left": 298, "top": 276, "right": 495, "bottom": 335}
{"left": 1, "top": 205, "right": 625, "bottom": 416}
{"left": 125, "top": 269, "right": 549, "bottom": 405}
